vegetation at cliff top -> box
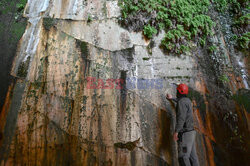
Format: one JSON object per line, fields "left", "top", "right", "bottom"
{"left": 118, "top": 0, "right": 215, "bottom": 54}
{"left": 232, "top": 10, "right": 250, "bottom": 52}
{"left": 118, "top": 0, "right": 249, "bottom": 54}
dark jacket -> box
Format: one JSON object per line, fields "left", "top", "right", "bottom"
{"left": 174, "top": 97, "right": 194, "bottom": 133}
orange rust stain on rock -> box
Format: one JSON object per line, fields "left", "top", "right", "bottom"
{"left": 0, "top": 83, "right": 14, "bottom": 145}
{"left": 204, "top": 104, "right": 215, "bottom": 142}
{"left": 192, "top": 79, "right": 218, "bottom": 166}
{"left": 195, "top": 80, "right": 207, "bottom": 94}
{"left": 235, "top": 76, "right": 246, "bottom": 89}
{"left": 193, "top": 105, "right": 205, "bottom": 133}
{"left": 143, "top": 34, "right": 151, "bottom": 45}
{"left": 156, "top": 108, "right": 172, "bottom": 165}
{"left": 194, "top": 79, "right": 215, "bottom": 142}
{"left": 204, "top": 136, "right": 215, "bottom": 166}
{"left": 193, "top": 103, "right": 215, "bottom": 142}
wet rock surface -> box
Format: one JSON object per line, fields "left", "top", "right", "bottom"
{"left": 0, "top": 0, "right": 249, "bottom": 166}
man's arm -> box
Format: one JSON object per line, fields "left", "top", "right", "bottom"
{"left": 166, "top": 94, "right": 177, "bottom": 102}
{"left": 175, "top": 101, "right": 187, "bottom": 133}
{"left": 171, "top": 98, "right": 178, "bottom": 103}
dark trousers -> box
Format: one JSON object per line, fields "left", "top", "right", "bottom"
{"left": 177, "top": 130, "right": 200, "bottom": 166}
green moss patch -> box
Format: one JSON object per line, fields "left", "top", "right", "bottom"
{"left": 43, "top": 17, "right": 57, "bottom": 31}
{"left": 237, "top": 32, "right": 250, "bottom": 50}
{"left": 87, "top": 14, "right": 93, "bottom": 24}
{"left": 142, "top": 57, "right": 150, "bottom": 61}
{"left": 17, "top": 56, "right": 30, "bottom": 78}
{"left": 219, "top": 74, "right": 230, "bottom": 83}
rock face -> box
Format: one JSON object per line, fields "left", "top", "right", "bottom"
{"left": 0, "top": 0, "right": 249, "bottom": 166}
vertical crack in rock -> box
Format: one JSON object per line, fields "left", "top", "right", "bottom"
{"left": 77, "top": 40, "right": 91, "bottom": 78}
{"left": 120, "top": 70, "right": 127, "bottom": 115}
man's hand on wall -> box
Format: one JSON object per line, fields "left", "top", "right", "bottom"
{"left": 166, "top": 94, "right": 172, "bottom": 100}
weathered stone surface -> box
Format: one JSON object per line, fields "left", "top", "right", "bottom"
{"left": 0, "top": 0, "right": 249, "bottom": 166}
{"left": 56, "top": 19, "right": 147, "bottom": 51}
{"left": 0, "top": 81, "right": 26, "bottom": 162}
{"left": 24, "top": 0, "right": 121, "bottom": 20}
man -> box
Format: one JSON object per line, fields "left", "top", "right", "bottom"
{"left": 166, "top": 84, "right": 199, "bottom": 166}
